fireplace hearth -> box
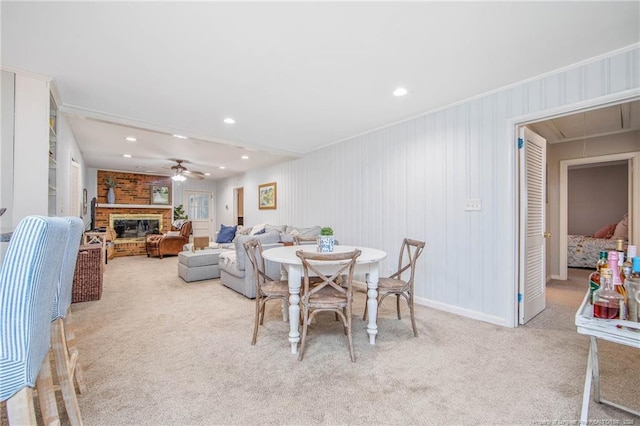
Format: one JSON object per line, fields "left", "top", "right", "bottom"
{"left": 109, "top": 214, "right": 163, "bottom": 241}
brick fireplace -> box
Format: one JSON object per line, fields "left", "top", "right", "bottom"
{"left": 95, "top": 171, "right": 173, "bottom": 257}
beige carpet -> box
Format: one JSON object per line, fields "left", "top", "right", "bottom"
{"left": 3, "top": 259, "right": 638, "bottom": 425}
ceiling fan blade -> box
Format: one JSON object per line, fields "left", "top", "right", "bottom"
{"left": 184, "top": 170, "right": 205, "bottom": 180}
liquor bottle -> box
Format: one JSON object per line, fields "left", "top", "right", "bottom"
{"left": 624, "top": 257, "right": 640, "bottom": 324}
{"left": 615, "top": 239, "right": 625, "bottom": 269}
{"left": 608, "top": 251, "right": 627, "bottom": 319}
{"left": 621, "top": 245, "right": 636, "bottom": 283}
{"left": 593, "top": 268, "right": 623, "bottom": 319}
{"left": 588, "top": 251, "right": 608, "bottom": 303}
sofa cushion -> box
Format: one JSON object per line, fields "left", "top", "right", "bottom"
{"left": 178, "top": 250, "right": 224, "bottom": 268}
{"left": 216, "top": 224, "right": 237, "bottom": 243}
{"left": 234, "top": 229, "right": 281, "bottom": 271}
{"left": 285, "top": 225, "right": 322, "bottom": 237}
{"left": 250, "top": 223, "right": 266, "bottom": 235}
{"left": 265, "top": 224, "right": 287, "bottom": 233}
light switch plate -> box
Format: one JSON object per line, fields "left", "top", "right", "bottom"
{"left": 465, "top": 199, "right": 482, "bottom": 211}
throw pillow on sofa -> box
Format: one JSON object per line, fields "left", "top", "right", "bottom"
{"left": 250, "top": 223, "right": 266, "bottom": 235}
{"left": 216, "top": 224, "right": 237, "bottom": 243}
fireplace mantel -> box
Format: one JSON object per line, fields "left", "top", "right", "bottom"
{"left": 97, "top": 203, "right": 172, "bottom": 209}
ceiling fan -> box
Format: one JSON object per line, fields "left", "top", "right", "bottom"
{"left": 168, "top": 159, "right": 205, "bottom": 182}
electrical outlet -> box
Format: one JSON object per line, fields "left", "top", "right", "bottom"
{"left": 464, "top": 199, "right": 482, "bottom": 211}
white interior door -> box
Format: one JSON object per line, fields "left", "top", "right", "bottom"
{"left": 185, "top": 190, "right": 213, "bottom": 238}
{"left": 519, "top": 126, "right": 547, "bottom": 324}
{"left": 70, "top": 160, "right": 80, "bottom": 217}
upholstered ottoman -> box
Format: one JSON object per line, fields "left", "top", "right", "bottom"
{"left": 178, "top": 250, "right": 225, "bottom": 282}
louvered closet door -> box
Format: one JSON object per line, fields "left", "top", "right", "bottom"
{"left": 519, "top": 127, "right": 547, "bottom": 324}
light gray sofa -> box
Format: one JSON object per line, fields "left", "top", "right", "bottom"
{"left": 219, "top": 230, "right": 284, "bottom": 298}
{"left": 218, "top": 225, "right": 323, "bottom": 298}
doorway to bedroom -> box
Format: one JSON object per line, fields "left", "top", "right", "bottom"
{"left": 516, "top": 97, "right": 640, "bottom": 325}
{"left": 558, "top": 151, "right": 638, "bottom": 279}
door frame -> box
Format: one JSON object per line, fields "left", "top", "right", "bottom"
{"left": 558, "top": 152, "right": 639, "bottom": 280}
{"left": 507, "top": 88, "right": 640, "bottom": 328}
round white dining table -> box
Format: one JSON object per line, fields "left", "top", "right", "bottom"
{"left": 262, "top": 244, "right": 387, "bottom": 354}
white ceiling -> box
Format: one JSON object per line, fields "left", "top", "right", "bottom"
{"left": 2, "top": 2, "right": 639, "bottom": 179}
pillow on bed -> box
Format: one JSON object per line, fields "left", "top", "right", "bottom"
{"left": 610, "top": 213, "right": 628, "bottom": 240}
{"left": 593, "top": 223, "right": 617, "bottom": 239}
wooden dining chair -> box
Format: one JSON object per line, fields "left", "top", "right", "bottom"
{"left": 363, "top": 238, "right": 425, "bottom": 337}
{"left": 50, "top": 216, "right": 86, "bottom": 426}
{"left": 293, "top": 235, "right": 317, "bottom": 245}
{"left": 0, "top": 216, "right": 69, "bottom": 425}
{"left": 244, "top": 239, "right": 290, "bottom": 345}
{"left": 296, "top": 249, "right": 361, "bottom": 362}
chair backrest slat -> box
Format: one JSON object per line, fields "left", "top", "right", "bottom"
{"left": 296, "top": 249, "right": 361, "bottom": 299}
{"left": 0, "top": 216, "right": 69, "bottom": 401}
{"left": 52, "top": 217, "right": 84, "bottom": 320}
{"left": 394, "top": 238, "right": 425, "bottom": 285}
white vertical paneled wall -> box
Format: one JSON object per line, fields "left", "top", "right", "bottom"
{"left": 215, "top": 45, "right": 640, "bottom": 327}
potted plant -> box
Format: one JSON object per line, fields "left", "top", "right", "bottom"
{"left": 173, "top": 204, "right": 188, "bottom": 221}
{"left": 317, "top": 227, "right": 334, "bottom": 252}
{"left": 104, "top": 177, "right": 118, "bottom": 204}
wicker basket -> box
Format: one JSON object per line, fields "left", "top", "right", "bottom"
{"left": 72, "top": 245, "right": 103, "bottom": 303}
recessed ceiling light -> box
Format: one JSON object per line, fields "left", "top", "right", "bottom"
{"left": 204, "top": 172, "right": 211, "bottom": 176}
{"left": 125, "top": 136, "right": 137, "bottom": 142}
{"left": 393, "top": 87, "right": 408, "bottom": 97}
{"left": 241, "top": 155, "right": 249, "bottom": 160}
{"left": 223, "top": 118, "right": 236, "bottom": 124}
{"left": 123, "top": 154, "right": 132, "bottom": 158}
{"left": 173, "top": 134, "right": 188, "bottom": 139}
{"left": 219, "top": 166, "right": 226, "bottom": 170}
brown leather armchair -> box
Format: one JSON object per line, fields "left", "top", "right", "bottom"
{"left": 145, "top": 221, "right": 192, "bottom": 259}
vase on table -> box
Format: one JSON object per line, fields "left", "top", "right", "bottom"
{"left": 317, "top": 235, "right": 334, "bottom": 252}
{"left": 107, "top": 187, "right": 116, "bottom": 204}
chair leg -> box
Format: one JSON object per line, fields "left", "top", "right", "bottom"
{"left": 409, "top": 293, "right": 418, "bottom": 337}
{"left": 63, "top": 313, "right": 87, "bottom": 394}
{"left": 251, "top": 297, "right": 261, "bottom": 345}
{"left": 346, "top": 310, "right": 355, "bottom": 363}
{"left": 259, "top": 299, "right": 266, "bottom": 326}
{"left": 6, "top": 387, "right": 38, "bottom": 426}
{"left": 396, "top": 294, "right": 401, "bottom": 320}
{"left": 51, "top": 319, "right": 83, "bottom": 426}
{"left": 36, "top": 351, "right": 60, "bottom": 426}
{"left": 298, "top": 308, "right": 310, "bottom": 361}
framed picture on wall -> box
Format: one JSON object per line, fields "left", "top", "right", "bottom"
{"left": 151, "top": 185, "right": 170, "bottom": 205}
{"left": 82, "top": 188, "right": 88, "bottom": 215}
{"left": 258, "top": 182, "right": 277, "bottom": 210}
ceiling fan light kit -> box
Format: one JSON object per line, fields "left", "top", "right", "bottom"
{"left": 169, "top": 159, "right": 204, "bottom": 182}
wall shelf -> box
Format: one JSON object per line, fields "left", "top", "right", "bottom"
{"left": 97, "top": 203, "right": 172, "bottom": 209}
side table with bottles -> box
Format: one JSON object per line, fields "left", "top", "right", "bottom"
{"left": 575, "top": 290, "right": 640, "bottom": 425}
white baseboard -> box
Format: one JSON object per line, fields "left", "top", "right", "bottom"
{"left": 414, "top": 296, "right": 510, "bottom": 328}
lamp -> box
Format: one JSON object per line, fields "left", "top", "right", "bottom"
{"left": 171, "top": 173, "right": 186, "bottom": 182}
